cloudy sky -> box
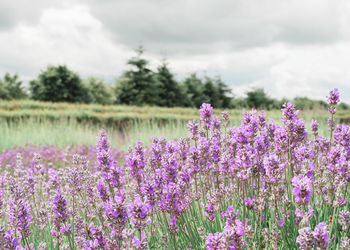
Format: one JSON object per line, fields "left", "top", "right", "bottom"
{"left": 1, "top": 0, "right": 350, "bottom": 102}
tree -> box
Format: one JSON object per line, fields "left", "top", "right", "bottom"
{"left": 85, "top": 77, "right": 113, "bottom": 105}
{"left": 30, "top": 65, "right": 89, "bottom": 103}
{"left": 214, "top": 76, "right": 232, "bottom": 108}
{"left": 0, "top": 73, "right": 27, "bottom": 100}
{"left": 203, "top": 76, "right": 220, "bottom": 107}
{"left": 0, "top": 81, "right": 10, "bottom": 100}
{"left": 155, "top": 61, "right": 183, "bottom": 107}
{"left": 115, "top": 46, "right": 159, "bottom": 106}
{"left": 246, "top": 88, "right": 273, "bottom": 109}
{"left": 182, "top": 73, "right": 205, "bottom": 108}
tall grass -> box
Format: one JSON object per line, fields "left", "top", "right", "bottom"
{"left": 0, "top": 119, "right": 190, "bottom": 151}
{"left": 0, "top": 107, "right": 333, "bottom": 151}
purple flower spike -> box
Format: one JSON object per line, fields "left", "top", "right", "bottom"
{"left": 296, "top": 227, "right": 314, "bottom": 250}
{"left": 9, "top": 198, "right": 32, "bottom": 239}
{"left": 206, "top": 232, "right": 225, "bottom": 250}
{"left": 187, "top": 120, "right": 199, "bottom": 141}
{"left": 327, "top": 88, "right": 340, "bottom": 106}
{"left": 312, "top": 222, "right": 330, "bottom": 249}
{"left": 292, "top": 174, "right": 313, "bottom": 204}
{"left": 128, "top": 195, "right": 151, "bottom": 231}
{"left": 311, "top": 120, "right": 319, "bottom": 136}
{"left": 200, "top": 103, "right": 213, "bottom": 130}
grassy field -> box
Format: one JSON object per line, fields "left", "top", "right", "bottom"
{"left": 1, "top": 98, "right": 349, "bottom": 249}
{"left": 0, "top": 100, "right": 342, "bottom": 151}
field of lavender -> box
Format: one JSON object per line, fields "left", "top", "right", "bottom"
{"left": 0, "top": 88, "right": 349, "bottom": 249}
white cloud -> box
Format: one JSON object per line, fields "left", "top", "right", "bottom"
{"left": 0, "top": 5, "right": 132, "bottom": 81}
{"left": 0, "top": 0, "right": 350, "bottom": 103}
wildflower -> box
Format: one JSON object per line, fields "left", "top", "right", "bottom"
{"left": 222, "top": 206, "right": 240, "bottom": 225}
{"left": 128, "top": 195, "right": 151, "bottom": 231}
{"left": 96, "top": 130, "right": 113, "bottom": 173}
{"left": 263, "top": 153, "right": 284, "bottom": 184}
{"left": 312, "top": 222, "right": 330, "bottom": 249}
{"left": 86, "top": 224, "right": 109, "bottom": 249}
{"left": 104, "top": 193, "right": 128, "bottom": 238}
{"left": 340, "top": 237, "right": 350, "bottom": 250}
{"left": 133, "top": 232, "right": 148, "bottom": 249}
{"left": 327, "top": 88, "right": 340, "bottom": 107}
{"left": 169, "top": 217, "right": 178, "bottom": 234}
{"left": 223, "top": 220, "right": 246, "bottom": 249}
{"left": 204, "top": 197, "right": 216, "bottom": 223}
{"left": 187, "top": 120, "right": 199, "bottom": 141}
{"left": 200, "top": 103, "right": 213, "bottom": 130}
{"left": 296, "top": 227, "right": 314, "bottom": 250}
{"left": 8, "top": 198, "right": 32, "bottom": 238}
{"left": 244, "top": 197, "right": 255, "bottom": 210}
{"left": 51, "top": 190, "right": 69, "bottom": 235}
{"left": 0, "top": 228, "right": 19, "bottom": 249}
{"left": 206, "top": 232, "right": 225, "bottom": 250}
{"left": 338, "top": 210, "right": 350, "bottom": 232}
{"left": 292, "top": 174, "right": 313, "bottom": 204}
{"left": 221, "top": 111, "right": 229, "bottom": 128}
{"left": 311, "top": 120, "right": 319, "bottom": 136}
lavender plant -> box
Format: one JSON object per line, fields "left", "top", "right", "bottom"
{"left": 0, "top": 89, "right": 348, "bottom": 249}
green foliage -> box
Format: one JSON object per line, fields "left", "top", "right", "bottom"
{"left": 84, "top": 77, "right": 113, "bottom": 105}
{"left": 182, "top": 73, "right": 205, "bottom": 108}
{"left": 0, "top": 73, "right": 27, "bottom": 100}
{"left": 115, "top": 46, "right": 159, "bottom": 106}
{"left": 231, "top": 97, "right": 248, "bottom": 109}
{"left": 155, "top": 61, "right": 183, "bottom": 107}
{"left": 293, "top": 96, "right": 327, "bottom": 110}
{"left": 0, "top": 99, "right": 331, "bottom": 151}
{"left": 246, "top": 88, "right": 274, "bottom": 109}
{"left": 337, "top": 102, "right": 349, "bottom": 110}
{"left": 29, "top": 65, "right": 89, "bottom": 103}
{"left": 215, "top": 77, "right": 232, "bottom": 108}
{"left": 181, "top": 74, "right": 232, "bottom": 108}
{"left": 203, "top": 76, "right": 220, "bottom": 106}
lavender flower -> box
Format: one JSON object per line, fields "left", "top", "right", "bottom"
{"left": 221, "top": 111, "right": 229, "bottom": 128}
{"left": 104, "top": 193, "right": 128, "bottom": 237}
{"left": 340, "top": 237, "right": 350, "bottom": 249}
{"left": 132, "top": 232, "right": 148, "bottom": 249}
{"left": 51, "top": 190, "right": 70, "bottom": 241}
{"left": 96, "top": 129, "right": 113, "bottom": 173}
{"left": 8, "top": 198, "right": 31, "bottom": 238}
{"left": 221, "top": 206, "right": 240, "bottom": 225}
{"left": 296, "top": 227, "right": 314, "bottom": 250}
{"left": 200, "top": 103, "right": 213, "bottom": 130}
{"left": 204, "top": 198, "right": 216, "bottom": 223}
{"left": 128, "top": 195, "right": 151, "bottom": 231}
{"left": 338, "top": 210, "right": 350, "bottom": 232}
{"left": 169, "top": 217, "right": 178, "bottom": 234}
{"left": 206, "top": 232, "right": 225, "bottom": 250}
{"left": 312, "top": 222, "right": 330, "bottom": 249}
{"left": 263, "top": 153, "right": 284, "bottom": 184}
{"left": 327, "top": 88, "right": 340, "bottom": 106}
{"left": 311, "top": 119, "right": 319, "bottom": 136}
{"left": 52, "top": 190, "right": 69, "bottom": 225}
{"left": 187, "top": 120, "right": 199, "bottom": 141}
{"left": 244, "top": 197, "right": 255, "bottom": 210}
{"left": 0, "top": 228, "right": 19, "bottom": 249}
{"left": 292, "top": 174, "right": 313, "bottom": 204}
{"left": 86, "top": 224, "right": 109, "bottom": 249}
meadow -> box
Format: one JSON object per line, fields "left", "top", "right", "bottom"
{"left": 0, "top": 99, "right": 337, "bottom": 151}
{"left": 0, "top": 90, "right": 349, "bottom": 249}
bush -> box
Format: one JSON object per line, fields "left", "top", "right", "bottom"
{"left": 0, "top": 73, "right": 27, "bottom": 100}
{"left": 30, "top": 65, "right": 90, "bottom": 103}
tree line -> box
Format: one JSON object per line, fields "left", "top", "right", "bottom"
{"left": 0, "top": 47, "right": 345, "bottom": 110}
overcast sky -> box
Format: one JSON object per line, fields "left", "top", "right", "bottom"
{"left": 1, "top": 0, "right": 350, "bottom": 102}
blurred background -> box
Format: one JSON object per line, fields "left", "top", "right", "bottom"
{"left": 0, "top": 0, "right": 349, "bottom": 149}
